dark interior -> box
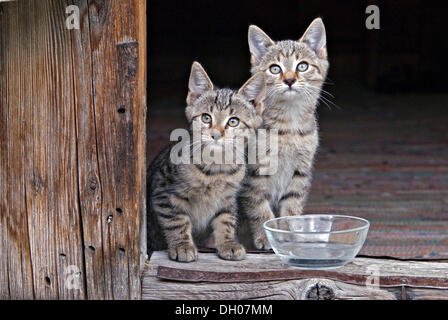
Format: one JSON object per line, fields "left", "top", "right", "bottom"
{"left": 148, "top": 0, "right": 448, "bottom": 158}
{"left": 149, "top": 0, "right": 448, "bottom": 101}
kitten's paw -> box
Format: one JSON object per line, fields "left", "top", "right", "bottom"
{"left": 254, "top": 234, "right": 271, "bottom": 250}
{"left": 168, "top": 243, "right": 198, "bottom": 262}
{"left": 217, "top": 242, "right": 246, "bottom": 261}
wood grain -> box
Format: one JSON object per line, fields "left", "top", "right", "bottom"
{"left": 69, "top": 0, "right": 108, "bottom": 299}
{"left": 87, "top": 0, "right": 146, "bottom": 300}
{"left": 143, "top": 277, "right": 403, "bottom": 300}
{"left": 0, "top": 0, "right": 146, "bottom": 300}
{"left": 143, "top": 252, "right": 448, "bottom": 300}
{"left": 0, "top": 0, "right": 85, "bottom": 299}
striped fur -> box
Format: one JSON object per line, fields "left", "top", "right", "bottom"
{"left": 147, "top": 62, "right": 265, "bottom": 261}
{"left": 239, "top": 18, "right": 329, "bottom": 249}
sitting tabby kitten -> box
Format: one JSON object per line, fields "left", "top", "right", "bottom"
{"left": 147, "top": 62, "right": 265, "bottom": 262}
{"left": 239, "top": 18, "right": 329, "bottom": 249}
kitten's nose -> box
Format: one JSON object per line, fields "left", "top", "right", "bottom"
{"left": 210, "top": 128, "right": 223, "bottom": 141}
{"left": 283, "top": 78, "right": 296, "bottom": 87}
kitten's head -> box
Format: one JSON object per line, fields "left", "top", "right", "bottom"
{"left": 248, "top": 18, "right": 329, "bottom": 105}
{"left": 185, "top": 62, "right": 265, "bottom": 160}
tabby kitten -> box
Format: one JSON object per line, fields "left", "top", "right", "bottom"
{"left": 239, "top": 18, "right": 329, "bottom": 249}
{"left": 147, "top": 62, "right": 265, "bottom": 262}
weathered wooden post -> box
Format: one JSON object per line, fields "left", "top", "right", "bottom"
{"left": 0, "top": 0, "right": 147, "bottom": 299}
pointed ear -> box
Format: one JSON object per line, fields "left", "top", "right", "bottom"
{"left": 248, "top": 25, "right": 275, "bottom": 66}
{"left": 187, "top": 62, "right": 214, "bottom": 105}
{"left": 299, "top": 18, "right": 327, "bottom": 59}
{"left": 238, "top": 72, "right": 266, "bottom": 115}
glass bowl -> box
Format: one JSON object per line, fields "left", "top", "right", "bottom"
{"left": 264, "top": 214, "right": 370, "bottom": 270}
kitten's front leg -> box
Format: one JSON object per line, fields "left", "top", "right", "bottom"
{"left": 278, "top": 170, "right": 312, "bottom": 217}
{"left": 250, "top": 200, "right": 275, "bottom": 249}
{"left": 240, "top": 191, "right": 275, "bottom": 250}
{"left": 211, "top": 209, "right": 246, "bottom": 260}
{"left": 159, "top": 211, "right": 198, "bottom": 262}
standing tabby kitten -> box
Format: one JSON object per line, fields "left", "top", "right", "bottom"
{"left": 239, "top": 18, "right": 329, "bottom": 249}
{"left": 147, "top": 62, "right": 265, "bottom": 262}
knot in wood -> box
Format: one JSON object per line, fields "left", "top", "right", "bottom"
{"left": 88, "top": 176, "right": 99, "bottom": 192}
{"left": 30, "top": 170, "right": 45, "bottom": 193}
{"left": 306, "top": 282, "right": 335, "bottom": 300}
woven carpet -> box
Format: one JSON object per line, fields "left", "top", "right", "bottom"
{"left": 305, "top": 92, "right": 448, "bottom": 260}
{"left": 148, "top": 90, "right": 448, "bottom": 260}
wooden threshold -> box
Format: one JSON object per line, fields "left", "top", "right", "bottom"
{"left": 142, "top": 251, "right": 448, "bottom": 300}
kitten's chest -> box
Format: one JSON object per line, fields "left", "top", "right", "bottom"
{"left": 267, "top": 152, "right": 297, "bottom": 202}
{"left": 185, "top": 172, "right": 243, "bottom": 231}
{"left": 189, "top": 178, "right": 229, "bottom": 199}
{"left": 263, "top": 130, "right": 318, "bottom": 202}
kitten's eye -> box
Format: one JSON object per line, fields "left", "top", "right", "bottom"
{"left": 296, "top": 62, "right": 309, "bottom": 72}
{"left": 201, "top": 113, "right": 212, "bottom": 124}
{"left": 227, "top": 117, "right": 240, "bottom": 127}
{"left": 269, "top": 64, "right": 282, "bottom": 74}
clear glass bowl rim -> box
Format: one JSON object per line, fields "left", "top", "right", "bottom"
{"left": 263, "top": 214, "right": 370, "bottom": 235}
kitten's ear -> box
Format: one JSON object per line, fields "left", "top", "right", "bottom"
{"left": 187, "top": 61, "right": 214, "bottom": 105}
{"left": 248, "top": 25, "right": 275, "bottom": 66}
{"left": 238, "top": 72, "right": 266, "bottom": 115}
{"left": 299, "top": 18, "right": 327, "bottom": 59}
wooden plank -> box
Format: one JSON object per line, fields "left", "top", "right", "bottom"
{"left": 0, "top": 0, "right": 146, "bottom": 300}
{"left": 149, "top": 252, "right": 448, "bottom": 286}
{"left": 69, "top": 0, "right": 108, "bottom": 300}
{"left": 0, "top": 0, "right": 45, "bottom": 300}
{"left": 405, "top": 287, "right": 448, "bottom": 300}
{"left": 88, "top": 0, "right": 146, "bottom": 300}
{"left": 156, "top": 265, "right": 448, "bottom": 288}
{"left": 142, "top": 252, "right": 448, "bottom": 300}
{"left": 143, "top": 260, "right": 400, "bottom": 300}
{"left": 143, "top": 274, "right": 400, "bottom": 300}
{"left": 0, "top": 0, "right": 87, "bottom": 299}
{"left": 0, "top": 3, "right": 14, "bottom": 300}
